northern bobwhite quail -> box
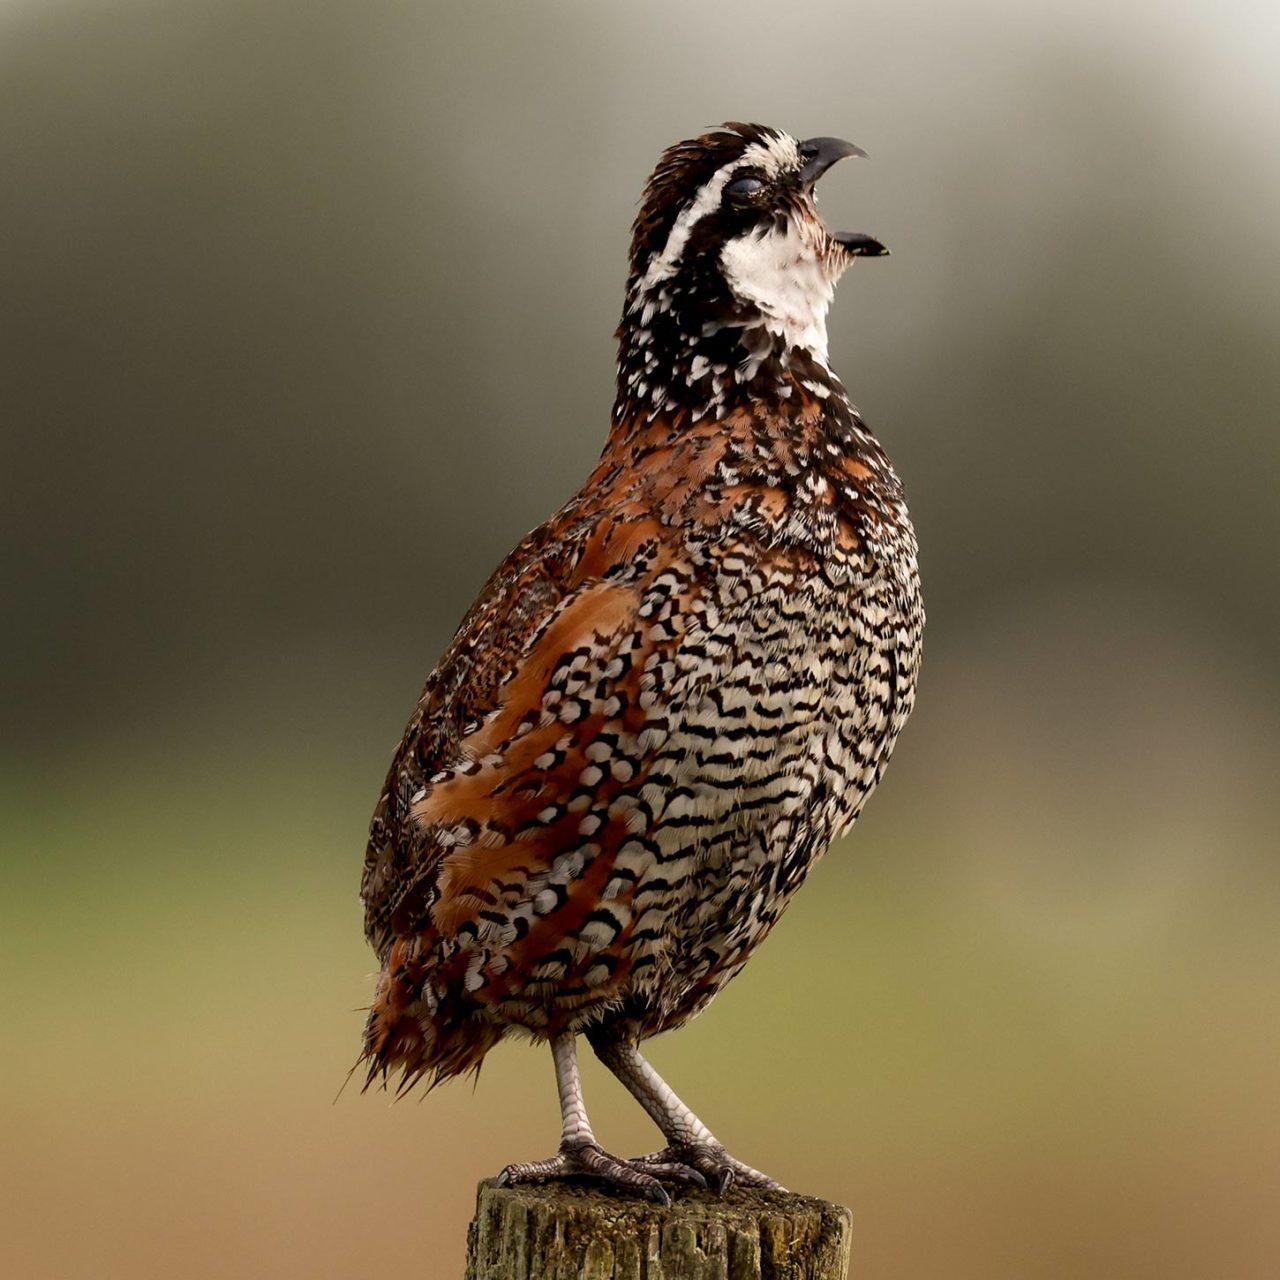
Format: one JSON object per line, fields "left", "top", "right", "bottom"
{"left": 359, "top": 122, "right": 923, "bottom": 1201}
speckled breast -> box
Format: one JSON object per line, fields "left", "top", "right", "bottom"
{"left": 617, "top": 532, "right": 922, "bottom": 1034}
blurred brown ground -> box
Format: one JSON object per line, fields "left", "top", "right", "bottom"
{"left": 3, "top": 1, "right": 1278, "bottom": 1277}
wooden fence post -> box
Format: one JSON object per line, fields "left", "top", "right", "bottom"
{"left": 464, "top": 1179, "right": 852, "bottom": 1279}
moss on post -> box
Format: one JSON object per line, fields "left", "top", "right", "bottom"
{"left": 465, "top": 1179, "right": 851, "bottom": 1280}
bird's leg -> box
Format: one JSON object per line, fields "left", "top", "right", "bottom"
{"left": 495, "top": 1033, "right": 704, "bottom": 1204}
{"left": 588, "top": 1029, "right": 785, "bottom": 1193}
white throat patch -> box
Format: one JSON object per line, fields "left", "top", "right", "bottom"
{"left": 719, "top": 220, "right": 841, "bottom": 365}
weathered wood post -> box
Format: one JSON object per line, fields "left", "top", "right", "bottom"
{"left": 465, "top": 1179, "right": 852, "bottom": 1280}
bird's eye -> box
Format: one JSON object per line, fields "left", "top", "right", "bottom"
{"left": 725, "top": 174, "right": 766, "bottom": 199}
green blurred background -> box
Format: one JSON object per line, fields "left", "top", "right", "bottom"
{"left": 3, "top": 0, "right": 1278, "bottom": 1276}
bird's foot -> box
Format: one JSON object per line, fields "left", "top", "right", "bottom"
{"left": 496, "top": 1139, "right": 703, "bottom": 1206}
{"left": 628, "top": 1142, "right": 786, "bottom": 1194}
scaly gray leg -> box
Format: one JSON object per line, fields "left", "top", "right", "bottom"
{"left": 589, "top": 1029, "right": 785, "bottom": 1193}
{"left": 495, "top": 1033, "right": 705, "bottom": 1204}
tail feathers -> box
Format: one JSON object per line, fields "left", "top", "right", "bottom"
{"left": 357, "top": 943, "right": 502, "bottom": 1096}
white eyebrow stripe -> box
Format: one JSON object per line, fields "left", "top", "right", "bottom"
{"left": 634, "top": 133, "right": 800, "bottom": 297}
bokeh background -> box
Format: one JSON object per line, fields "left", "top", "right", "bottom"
{"left": 4, "top": 0, "right": 1278, "bottom": 1276}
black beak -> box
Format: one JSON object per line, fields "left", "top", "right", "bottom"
{"left": 833, "top": 231, "right": 889, "bottom": 258}
{"left": 798, "top": 136, "right": 867, "bottom": 190}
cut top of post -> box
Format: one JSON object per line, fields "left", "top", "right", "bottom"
{"left": 465, "top": 1179, "right": 852, "bottom": 1280}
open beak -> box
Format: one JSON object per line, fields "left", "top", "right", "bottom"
{"left": 798, "top": 136, "right": 889, "bottom": 258}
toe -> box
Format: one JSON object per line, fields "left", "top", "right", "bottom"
{"left": 496, "top": 1152, "right": 572, "bottom": 1187}
{"left": 574, "top": 1143, "right": 670, "bottom": 1202}
{"left": 627, "top": 1158, "right": 709, "bottom": 1190}
{"left": 641, "top": 1143, "right": 784, "bottom": 1195}
{"left": 726, "top": 1162, "right": 785, "bottom": 1192}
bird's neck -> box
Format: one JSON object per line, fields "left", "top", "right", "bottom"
{"left": 611, "top": 296, "right": 840, "bottom": 433}
{"left": 602, "top": 305, "right": 898, "bottom": 514}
